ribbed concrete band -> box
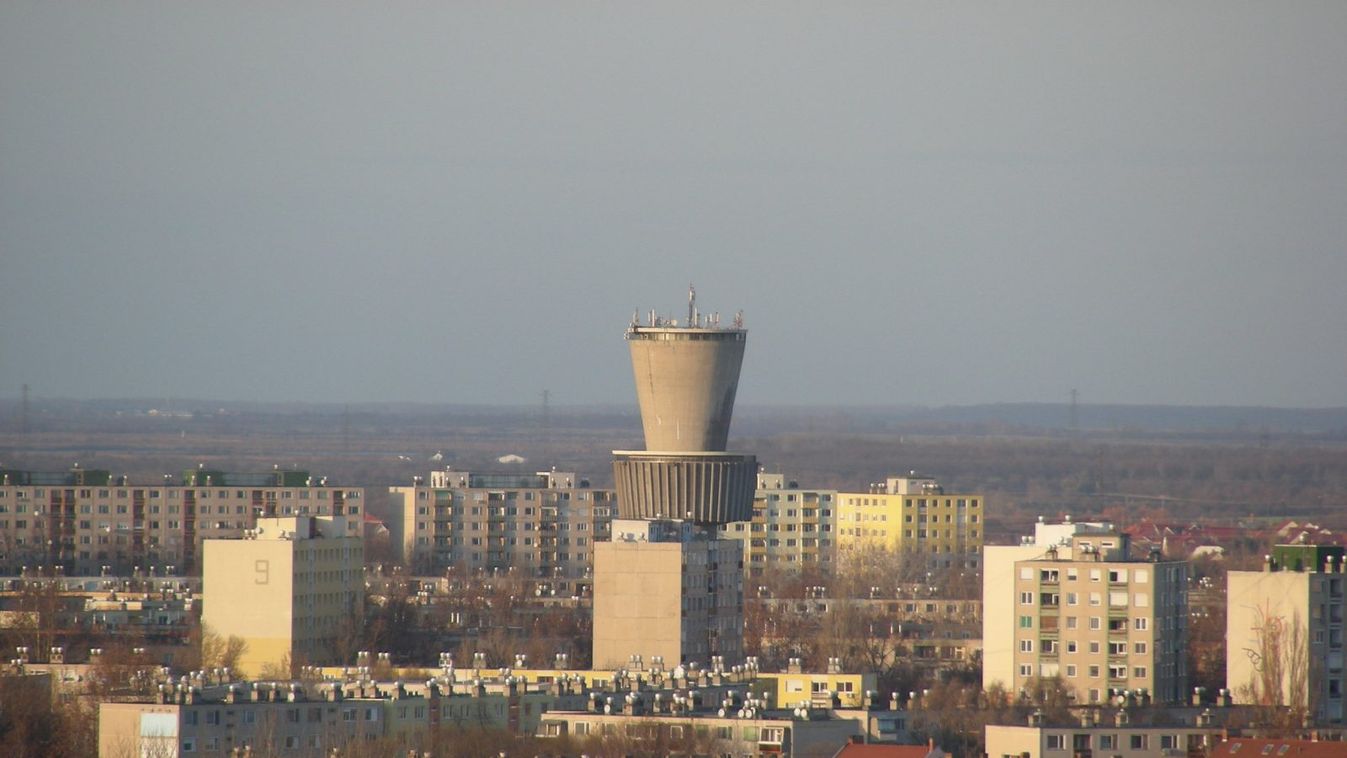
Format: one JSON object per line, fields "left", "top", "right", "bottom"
{"left": 611, "top": 451, "right": 757, "bottom": 524}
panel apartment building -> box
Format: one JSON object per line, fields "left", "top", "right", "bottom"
{"left": 389, "top": 469, "right": 614, "bottom": 594}
{"left": 836, "top": 473, "right": 984, "bottom": 571}
{"left": 202, "top": 515, "right": 364, "bottom": 678}
{"left": 717, "top": 473, "right": 838, "bottom": 579}
{"left": 1227, "top": 543, "right": 1347, "bottom": 724}
{"left": 986, "top": 529, "right": 1189, "bottom": 705}
{"left": 0, "top": 467, "right": 362, "bottom": 576}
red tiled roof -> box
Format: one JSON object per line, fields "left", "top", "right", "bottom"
{"left": 833, "top": 745, "right": 936, "bottom": 758}
{"left": 1209, "top": 738, "right": 1347, "bottom": 757}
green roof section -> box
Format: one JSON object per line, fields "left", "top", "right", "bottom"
{"left": 1271, "top": 543, "right": 1345, "bottom": 573}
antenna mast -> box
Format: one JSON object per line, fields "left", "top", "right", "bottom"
{"left": 19, "top": 384, "right": 29, "bottom": 436}
{"left": 687, "top": 284, "right": 696, "bottom": 327}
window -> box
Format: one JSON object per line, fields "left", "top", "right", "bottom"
{"left": 1065, "top": 664, "right": 1077, "bottom": 677}
{"left": 1019, "top": 616, "right": 1033, "bottom": 628}
{"left": 1134, "top": 618, "right": 1149, "bottom": 631}
{"left": 1134, "top": 642, "right": 1148, "bottom": 655}
{"left": 1019, "top": 664, "right": 1032, "bottom": 677}
{"left": 1046, "top": 734, "right": 1064, "bottom": 749}
{"left": 1020, "top": 592, "right": 1034, "bottom": 605}
{"left": 1020, "top": 639, "right": 1034, "bottom": 653}
{"left": 1066, "top": 641, "right": 1078, "bottom": 654}
{"left": 1133, "top": 666, "right": 1147, "bottom": 678}
{"left": 1130, "top": 735, "right": 1148, "bottom": 750}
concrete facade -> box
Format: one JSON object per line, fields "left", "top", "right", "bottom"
{"left": 626, "top": 323, "right": 746, "bottom": 452}
{"left": 983, "top": 520, "right": 1122, "bottom": 694}
{"left": 719, "top": 473, "right": 838, "bottom": 578}
{"left": 0, "top": 467, "right": 361, "bottom": 576}
{"left": 987, "top": 532, "right": 1189, "bottom": 704}
{"left": 985, "top": 716, "right": 1224, "bottom": 758}
{"left": 540, "top": 710, "right": 861, "bottom": 758}
{"left": 592, "top": 519, "right": 743, "bottom": 668}
{"left": 1227, "top": 544, "right": 1347, "bottom": 724}
{"left": 388, "top": 468, "right": 613, "bottom": 592}
{"left": 98, "top": 678, "right": 575, "bottom": 758}
{"left": 202, "top": 516, "right": 363, "bottom": 678}
{"left": 836, "top": 474, "right": 984, "bottom": 571}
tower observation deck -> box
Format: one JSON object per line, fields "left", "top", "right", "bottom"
{"left": 612, "top": 290, "right": 756, "bottom": 524}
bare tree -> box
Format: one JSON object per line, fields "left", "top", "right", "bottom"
{"left": 1237, "top": 603, "right": 1313, "bottom": 733}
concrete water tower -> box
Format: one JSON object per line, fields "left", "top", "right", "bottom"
{"left": 594, "top": 287, "right": 754, "bottom": 669}
{"left": 612, "top": 287, "right": 757, "bottom": 523}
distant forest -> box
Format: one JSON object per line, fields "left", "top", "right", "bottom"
{"left": 2, "top": 399, "right": 1345, "bottom": 545}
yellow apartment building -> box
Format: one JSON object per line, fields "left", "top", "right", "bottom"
{"left": 201, "top": 515, "right": 363, "bottom": 678}
{"left": 836, "top": 473, "right": 983, "bottom": 570}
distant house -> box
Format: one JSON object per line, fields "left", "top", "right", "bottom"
{"left": 1270, "top": 519, "right": 1338, "bottom": 546}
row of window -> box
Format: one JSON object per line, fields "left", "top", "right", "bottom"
{"left": 0, "top": 488, "right": 357, "bottom": 500}
{"left": 1042, "top": 732, "right": 1188, "bottom": 751}
{"left": 1018, "top": 612, "right": 1151, "bottom": 631}
{"left": 1021, "top": 663, "right": 1149, "bottom": 680}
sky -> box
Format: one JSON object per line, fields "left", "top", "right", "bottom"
{"left": 2, "top": 3, "right": 1345, "bottom": 408}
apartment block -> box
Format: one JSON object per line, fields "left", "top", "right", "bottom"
{"left": 995, "top": 531, "right": 1189, "bottom": 704}
{"left": 539, "top": 709, "right": 861, "bottom": 758}
{"left": 1227, "top": 543, "right": 1347, "bottom": 724}
{"left": 836, "top": 473, "right": 983, "bottom": 570}
{"left": 591, "top": 519, "right": 744, "bottom": 669}
{"left": 0, "top": 467, "right": 362, "bottom": 576}
{"left": 201, "top": 516, "right": 363, "bottom": 678}
{"left": 98, "top": 677, "right": 574, "bottom": 758}
{"left": 985, "top": 707, "right": 1237, "bottom": 758}
{"left": 983, "top": 519, "right": 1117, "bottom": 692}
{"left": 389, "top": 469, "right": 613, "bottom": 594}
{"left": 717, "top": 473, "right": 838, "bottom": 579}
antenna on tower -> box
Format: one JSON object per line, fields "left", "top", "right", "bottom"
{"left": 687, "top": 284, "right": 696, "bottom": 327}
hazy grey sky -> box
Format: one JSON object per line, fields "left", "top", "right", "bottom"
{"left": 3, "top": 3, "right": 1345, "bottom": 408}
